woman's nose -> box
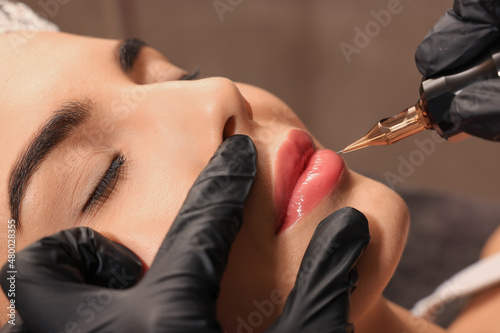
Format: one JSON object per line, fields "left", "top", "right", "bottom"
{"left": 115, "top": 76, "right": 253, "bottom": 152}
{"left": 137, "top": 77, "right": 252, "bottom": 144}
{"left": 182, "top": 77, "right": 253, "bottom": 140}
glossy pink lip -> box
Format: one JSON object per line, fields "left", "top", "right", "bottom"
{"left": 274, "top": 129, "right": 345, "bottom": 234}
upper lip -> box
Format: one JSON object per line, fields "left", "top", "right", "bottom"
{"left": 274, "top": 129, "right": 316, "bottom": 231}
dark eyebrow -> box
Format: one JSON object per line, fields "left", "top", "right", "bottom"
{"left": 8, "top": 99, "right": 93, "bottom": 233}
{"left": 118, "top": 38, "right": 147, "bottom": 73}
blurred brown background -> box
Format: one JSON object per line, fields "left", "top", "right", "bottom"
{"left": 20, "top": 0, "right": 500, "bottom": 204}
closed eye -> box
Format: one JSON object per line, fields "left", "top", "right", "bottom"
{"left": 82, "top": 153, "right": 126, "bottom": 214}
{"left": 117, "top": 37, "right": 201, "bottom": 82}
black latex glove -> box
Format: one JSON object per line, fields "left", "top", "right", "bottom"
{"left": 415, "top": 0, "right": 500, "bottom": 141}
{"left": 1, "top": 135, "right": 370, "bottom": 333}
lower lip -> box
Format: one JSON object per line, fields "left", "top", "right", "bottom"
{"left": 274, "top": 130, "right": 345, "bottom": 234}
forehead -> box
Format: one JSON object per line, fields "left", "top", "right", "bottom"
{"left": 0, "top": 31, "right": 118, "bottom": 96}
{"left": 0, "top": 32, "right": 117, "bottom": 226}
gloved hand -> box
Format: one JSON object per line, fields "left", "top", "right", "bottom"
{"left": 1, "top": 135, "right": 370, "bottom": 333}
{"left": 415, "top": 0, "right": 500, "bottom": 141}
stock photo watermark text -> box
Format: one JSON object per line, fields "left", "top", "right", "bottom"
{"left": 5, "top": 219, "right": 16, "bottom": 326}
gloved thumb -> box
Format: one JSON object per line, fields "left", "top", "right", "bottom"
{"left": 415, "top": 4, "right": 500, "bottom": 78}
{"left": 264, "top": 207, "right": 370, "bottom": 333}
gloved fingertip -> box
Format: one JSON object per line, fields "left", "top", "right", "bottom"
{"left": 40, "top": 227, "right": 143, "bottom": 288}
{"left": 415, "top": 48, "right": 433, "bottom": 78}
{"left": 175, "top": 134, "right": 257, "bottom": 217}
{"left": 272, "top": 208, "right": 368, "bottom": 332}
{"left": 299, "top": 207, "right": 370, "bottom": 273}
{"left": 177, "top": 134, "right": 257, "bottom": 219}
{"left": 224, "top": 134, "right": 256, "bottom": 156}
{"left": 214, "top": 134, "right": 257, "bottom": 176}
{"left": 317, "top": 207, "right": 370, "bottom": 241}
{"left": 85, "top": 230, "right": 144, "bottom": 287}
{"left": 108, "top": 239, "right": 144, "bottom": 272}
{"left": 414, "top": 9, "right": 500, "bottom": 78}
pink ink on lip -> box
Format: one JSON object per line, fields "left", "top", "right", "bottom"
{"left": 274, "top": 130, "right": 345, "bottom": 233}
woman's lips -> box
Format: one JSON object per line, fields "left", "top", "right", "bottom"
{"left": 274, "top": 129, "right": 345, "bottom": 234}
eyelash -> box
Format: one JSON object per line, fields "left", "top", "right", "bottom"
{"left": 83, "top": 154, "right": 126, "bottom": 214}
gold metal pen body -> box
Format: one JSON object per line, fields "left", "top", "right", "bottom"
{"left": 340, "top": 100, "right": 432, "bottom": 154}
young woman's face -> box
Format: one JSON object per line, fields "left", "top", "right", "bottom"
{"left": 0, "top": 32, "right": 409, "bottom": 330}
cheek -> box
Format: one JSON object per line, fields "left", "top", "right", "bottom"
{"left": 91, "top": 112, "right": 217, "bottom": 267}
{"left": 105, "top": 227, "right": 165, "bottom": 268}
{"left": 89, "top": 160, "right": 199, "bottom": 269}
{"left": 91, "top": 201, "right": 175, "bottom": 269}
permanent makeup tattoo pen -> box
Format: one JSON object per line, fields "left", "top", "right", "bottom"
{"left": 338, "top": 46, "right": 500, "bottom": 154}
